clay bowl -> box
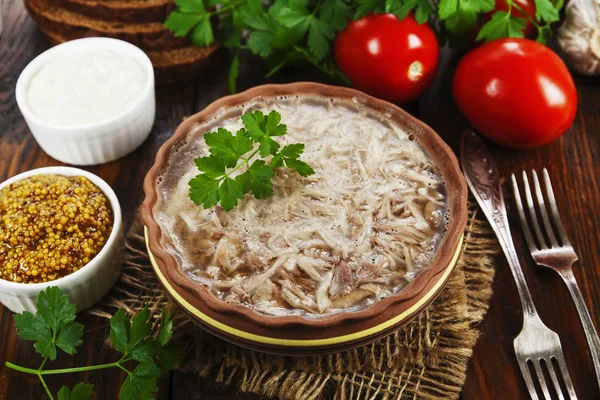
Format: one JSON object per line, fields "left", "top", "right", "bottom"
{"left": 141, "top": 83, "right": 468, "bottom": 355}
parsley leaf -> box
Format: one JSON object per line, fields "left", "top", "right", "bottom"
{"left": 13, "top": 311, "right": 55, "bottom": 359}
{"left": 189, "top": 110, "right": 314, "bottom": 211}
{"left": 191, "top": 17, "right": 214, "bottom": 46}
{"left": 130, "top": 339, "right": 158, "bottom": 363}
{"left": 8, "top": 287, "right": 180, "bottom": 400}
{"left": 164, "top": 1, "right": 214, "bottom": 47}
{"left": 280, "top": 144, "right": 315, "bottom": 176}
{"left": 308, "top": 18, "right": 335, "bottom": 61}
{"left": 157, "top": 342, "right": 181, "bottom": 372}
{"left": 37, "top": 286, "right": 77, "bottom": 334}
{"left": 355, "top": 0, "right": 386, "bottom": 19}
{"left": 218, "top": 177, "right": 245, "bottom": 210}
{"left": 109, "top": 309, "right": 130, "bottom": 354}
{"left": 189, "top": 175, "right": 220, "bottom": 208}
{"left": 439, "top": 0, "right": 494, "bottom": 34}
{"left": 55, "top": 322, "right": 84, "bottom": 355}
{"left": 157, "top": 309, "right": 175, "bottom": 347}
{"left": 320, "top": 0, "right": 352, "bottom": 31}
{"left": 534, "top": 0, "right": 560, "bottom": 23}
{"left": 477, "top": 11, "right": 526, "bottom": 41}
{"left": 242, "top": 110, "right": 286, "bottom": 156}
{"left": 57, "top": 383, "right": 94, "bottom": 400}
{"left": 228, "top": 51, "right": 240, "bottom": 93}
{"left": 236, "top": 160, "right": 275, "bottom": 198}
{"left": 195, "top": 155, "right": 225, "bottom": 179}
{"left": 387, "top": 0, "right": 435, "bottom": 24}
{"left": 120, "top": 362, "right": 162, "bottom": 400}
{"left": 14, "top": 287, "right": 82, "bottom": 361}
{"left": 204, "top": 128, "right": 253, "bottom": 167}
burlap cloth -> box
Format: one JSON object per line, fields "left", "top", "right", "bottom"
{"left": 89, "top": 201, "right": 499, "bottom": 400}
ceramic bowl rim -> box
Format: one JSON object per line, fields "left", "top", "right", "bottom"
{"left": 140, "top": 82, "right": 468, "bottom": 331}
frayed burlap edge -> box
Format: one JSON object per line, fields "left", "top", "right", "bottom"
{"left": 89, "top": 200, "right": 498, "bottom": 400}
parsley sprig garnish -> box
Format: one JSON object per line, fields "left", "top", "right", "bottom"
{"left": 189, "top": 110, "right": 315, "bottom": 211}
{"left": 5, "top": 287, "right": 179, "bottom": 400}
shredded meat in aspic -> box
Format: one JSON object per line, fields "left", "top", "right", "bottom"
{"left": 155, "top": 96, "right": 448, "bottom": 317}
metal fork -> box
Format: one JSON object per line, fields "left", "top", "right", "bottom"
{"left": 512, "top": 168, "right": 600, "bottom": 391}
{"left": 461, "top": 132, "right": 577, "bottom": 400}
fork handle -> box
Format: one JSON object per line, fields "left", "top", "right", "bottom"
{"left": 560, "top": 269, "right": 600, "bottom": 387}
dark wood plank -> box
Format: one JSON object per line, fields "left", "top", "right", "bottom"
{"left": 418, "top": 47, "right": 600, "bottom": 400}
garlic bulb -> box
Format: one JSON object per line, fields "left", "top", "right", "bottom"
{"left": 558, "top": 0, "right": 600, "bottom": 75}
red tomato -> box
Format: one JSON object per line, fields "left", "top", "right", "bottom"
{"left": 453, "top": 38, "right": 577, "bottom": 148}
{"left": 333, "top": 14, "right": 439, "bottom": 104}
{"left": 483, "top": 0, "right": 537, "bottom": 38}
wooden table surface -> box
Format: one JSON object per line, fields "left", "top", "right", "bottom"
{"left": 1, "top": 1, "right": 599, "bottom": 399}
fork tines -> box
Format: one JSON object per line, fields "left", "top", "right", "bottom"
{"left": 511, "top": 168, "right": 572, "bottom": 254}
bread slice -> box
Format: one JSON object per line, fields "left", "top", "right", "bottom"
{"left": 39, "top": 26, "right": 225, "bottom": 83}
{"left": 50, "top": 0, "right": 174, "bottom": 23}
{"left": 26, "top": 0, "right": 188, "bottom": 51}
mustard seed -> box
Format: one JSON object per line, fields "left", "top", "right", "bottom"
{"left": 0, "top": 174, "right": 113, "bottom": 283}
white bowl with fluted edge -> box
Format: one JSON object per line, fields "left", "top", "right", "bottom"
{"left": 0, "top": 167, "right": 123, "bottom": 313}
{"left": 15, "top": 37, "right": 155, "bottom": 166}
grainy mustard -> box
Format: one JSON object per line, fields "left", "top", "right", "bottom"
{"left": 0, "top": 174, "right": 113, "bottom": 283}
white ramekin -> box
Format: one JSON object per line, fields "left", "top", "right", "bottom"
{"left": 0, "top": 167, "right": 123, "bottom": 313}
{"left": 15, "top": 37, "right": 155, "bottom": 166}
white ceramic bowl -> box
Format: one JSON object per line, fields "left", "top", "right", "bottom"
{"left": 0, "top": 167, "right": 123, "bottom": 313}
{"left": 15, "top": 37, "right": 155, "bottom": 166}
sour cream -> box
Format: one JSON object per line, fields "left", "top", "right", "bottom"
{"left": 26, "top": 49, "right": 147, "bottom": 126}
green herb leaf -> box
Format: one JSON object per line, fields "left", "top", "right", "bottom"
{"left": 204, "top": 127, "right": 253, "bottom": 167}
{"left": 320, "top": 0, "right": 352, "bottom": 31}
{"left": 129, "top": 305, "right": 152, "bottom": 351}
{"left": 157, "top": 342, "right": 181, "bottom": 372}
{"left": 164, "top": 11, "right": 205, "bottom": 37}
{"left": 534, "top": 0, "right": 560, "bottom": 22}
{"left": 14, "top": 287, "right": 80, "bottom": 360}
{"left": 439, "top": 0, "right": 494, "bottom": 34}
{"left": 35, "top": 337, "right": 58, "bottom": 360}
{"left": 55, "top": 322, "right": 84, "bottom": 355}
{"left": 189, "top": 110, "right": 314, "bottom": 210}
{"left": 195, "top": 156, "right": 226, "bottom": 179}
{"left": 280, "top": 143, "right": 305, "bottom": 159}
{"left": 270, "top": 154, "right": 284, "bottom": 169}
{"left": 57, "top": 383, "right": 94, "bottom": 400}
{"left": 355, "top": 0, "right": 386, "bottom": 19}
{"left": 242, "top": 110, "right": 287, "bottom": 141}
{"left": 13, "top": 311, "right": 54, "bottom": 359}
{"left": 308, "top": 19, "right": 334, "bottom": 61}
{"left": 278, "top": 7, "right": 311, "bottom": 29}
{"left": 191, "top": 17, "right": 214, "bottom": 47}
{"left": 259, "top": 137, "right": 281, "bottom": 157}
{"left": 119, "top": 362, "right": 162, "bottom": 400}
{"left": 386, "top": 0, "right": 435, "bottom": 23}
{"left": 109, "top": 309, "right": 130, "bottom": 354}
{"left": 284, "top": 158, "right": 315, "bottom": 177}
{"left": 174, "top": 0, "right": 207, "bottom": 13}
{"left": 8, "top": 287, "right": 179, "bottom": 400}
{"left": 228, "top": 51, "right": 240, "bottom": 93}
{"left": 37, "top": 286, "right": 77, "bottom": 334}
{"left": 130, "top": 338, "right": 158, "bottom": 364}
{"left": 238, "top": 0, "right": 272, "bottom": 30}
{"left": 279, "top": 143, "right": 315, "bottom": 176}
{"left": 218, "top": 177, "right": 244, "bottom": 211}
{"left": 189, "top": 175, "right": 220, "bottom": 208}
{"left": 477, "top": 11, "right": 526, "bottom": 41}
{"left": 246, "top": 160, "right": 275, "bottom": 198}
{"left": 157, "top": 309, "right": 174, "bottom": 347}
